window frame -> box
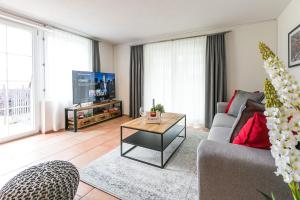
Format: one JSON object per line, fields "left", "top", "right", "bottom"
{"left": 0, "top": 18, "right": 41, "bottom": 143}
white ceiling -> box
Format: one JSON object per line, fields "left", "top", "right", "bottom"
{"left": 0, "top": 0, "right": 291, "bottom": 44}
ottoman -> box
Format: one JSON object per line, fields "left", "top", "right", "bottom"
{"left": 0, "top": 160, "right": 79, "bottom": 200}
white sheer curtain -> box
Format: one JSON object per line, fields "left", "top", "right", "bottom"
{"left": 45, "top": 30, "right": 92, "bottom": 131}
{"left": 144, "top": 36, "right": 206, "bottom": 127}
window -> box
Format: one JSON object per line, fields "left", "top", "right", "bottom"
{"left": 144, "top": 37, "right": 206, "bottom": 127}
{"left": 0, "top": 17, "right": 93, "bottom": 139}
{"left": 0, "top": 20, "right": 37, "bottom": 139}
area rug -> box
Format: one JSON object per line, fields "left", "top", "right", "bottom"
{"left": 80, "top": 130, "right": 207, "bottom": 200}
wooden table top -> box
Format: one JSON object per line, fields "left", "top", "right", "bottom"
{"left": 121, "top": 112, "right": 185, "bottom": 134}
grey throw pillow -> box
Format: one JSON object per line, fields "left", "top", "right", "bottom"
{"left": 227, "top": 90, "right": 264, "bottom": 116}
{"left": 229, "top": 99, "right": 265, "bottom": 142}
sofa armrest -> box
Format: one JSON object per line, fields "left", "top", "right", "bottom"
{"left": 197, "top": 140, "right": 291, "bottom": 200}
{"left": 216, "top": 102, "right": 228, "bottom": 113}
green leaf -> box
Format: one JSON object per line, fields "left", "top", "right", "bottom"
{"left": 271, "top": 193, "right": 276, "bottom": 200}
{"left": 288, "top": 182, "right": 300, "bottom": 200}
{"left": 257, "top": 190, "right": 276, "bottom": 200}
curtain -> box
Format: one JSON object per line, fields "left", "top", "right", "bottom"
{"left": 144, "top": 37, "right": 206, "bottom": 127}
{"left": 92, "top": 40, "right": 100, "bottom": 72}
{"left": 205, "top": 33, "right": 227, "bottom": 128}
{"left": 129, "top": 45, "right": 144, "bottom": 118}
{"left": 45, "top": 30, "right": 92, "bottom": 131}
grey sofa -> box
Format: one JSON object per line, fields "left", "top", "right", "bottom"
{"left": 197, "top": 102, "right": 291, "bottom": 200}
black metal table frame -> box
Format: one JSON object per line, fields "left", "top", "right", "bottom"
{"left": 120, "top": 115, "right": 186, "bottom": 168}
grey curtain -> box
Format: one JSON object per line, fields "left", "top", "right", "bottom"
{"left": 205, "top": 33, "right": 227, "bottom": 128}
{"left": 129, "top": 45, "right": 144, "bottom": 118}
{"left": 92, "top": 40, "right": 101, "bottom": 72}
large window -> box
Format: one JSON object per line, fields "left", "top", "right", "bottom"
{"left": 45, "top": 30, "right": 92, "bottom": 131}
{"left": 0, "top": 20, "right": 36, "bottom": 139}
{"left": 0, "top": 15, "right": 93, "bottom": 140}
{"left": 144, "top": 37, "right": 206, "bottom": 127}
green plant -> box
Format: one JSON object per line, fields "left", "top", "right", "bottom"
{"left": 149, "top": 103, "right": 165, "bottom": 113}
{"left": 257, "top": 190, "right": 276, "bottom": 200}
{"left": 154, "top": 104, "right": 165, "bottom": 113}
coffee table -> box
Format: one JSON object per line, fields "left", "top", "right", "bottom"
{"left": 120, "top": 112, "right": 186, "bottom": 168}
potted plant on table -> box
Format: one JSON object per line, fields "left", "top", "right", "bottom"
{"left": 145, "top": 99, "right": 165, "bottom": 124}
{"left": 154, "top": 104, "right": 165, "bottom": 115}
{"left": 150, "top": 99, "right": 165, "bottom": 117}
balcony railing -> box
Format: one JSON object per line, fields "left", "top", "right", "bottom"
{"left": 0, "top": 88, "right": 31, "bottom": 126}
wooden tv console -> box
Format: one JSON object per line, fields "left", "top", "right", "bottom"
{"left": 65, "top": 100, "right": 122, "bottom": 132}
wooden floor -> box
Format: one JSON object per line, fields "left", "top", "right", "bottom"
{"left": 0, "top": 116, "right": 207, "bottom": 200}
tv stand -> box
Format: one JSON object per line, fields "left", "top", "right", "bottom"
{"left": 72, "top": 103, "right": 81, "bottom": 108}
{"left": 65, "top": 100, "right": 122, "bottom": 132}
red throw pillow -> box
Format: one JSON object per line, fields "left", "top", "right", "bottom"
{"left": 225, "top": 90, "right": 237, "bottom": 113}
{"left": 233, "top": 112, "right": 271, "bottom": 149}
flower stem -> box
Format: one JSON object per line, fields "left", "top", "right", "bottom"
{"left": 288, "top": 182, "right": 300, "bottom": 200}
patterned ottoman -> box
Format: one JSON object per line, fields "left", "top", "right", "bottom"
{"left": 0, "top": 160, "right": 79, "bottom": 200}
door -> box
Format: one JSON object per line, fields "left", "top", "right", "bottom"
{"left": 0, "top": 20, "right": 38, "bottom": 141}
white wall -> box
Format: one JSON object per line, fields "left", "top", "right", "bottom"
{"left": 99, "top": 41, "right": 114, "bottom": 73}
{"left": 113, "top": 44, "right": 130, "bottom": 115}
{"left": 278, "top": 0, "right": 300, "bottom": 81}
{"left": 226, "top": 20, "right": 277, "bottom": 98}
{"left": 113, "top": 20, "right": 278, "bottom": 114}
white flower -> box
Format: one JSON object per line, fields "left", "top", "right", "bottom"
{"left": 263, "top": 55, "right": 300, "bottom": 184}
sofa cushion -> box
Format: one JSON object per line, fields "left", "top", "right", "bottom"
{"left": 225, "top": 90, "right": 237, "bottom": 113}
{"left": 230, "top": 100, "right": 265, "bottom": 142}
{"left": 211, "top": 113, "right": 236, "bottom": 128}
{"left": 227, "top": 90, "right": 264, "bottom": 117}
{"left": 233, "top": 112, "right": 271, "bottom": 149}
{"left": 208, "top": 127, "right": 232, "bottom": 143}
{"left": 217, "top": 102, "right": 229, "bottom": 113}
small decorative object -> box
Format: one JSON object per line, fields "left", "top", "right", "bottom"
{"left": 288, "top": 24, "right": 300, "bottom": 68}
{"left": 154, "top": 104, "right": 165, "bottom": 114}
{"left": 150, "top": 99, "right": 156, "bottom": 117}
{"left": 150, "top": 99, "right": 165, "bottom": 115}
{"left": 150, "top": 111, "right": 156, "bottom": 117}
{"left": 139, "top": 107, "right": 145, "bottom": 117}
{"left": 145, "top": 98, "right": 165, "bottom": 123}
{"left": 78, "top": 112, "right": 84, "bottom": 119}
{"left": 146, "top": 111, "right": 161, "bottom": 124}
{"left": 258, "top": 42, "right": 300, "bottom": 200}
{"left": 84, "top": 111, "right": 93, "bottom": 118}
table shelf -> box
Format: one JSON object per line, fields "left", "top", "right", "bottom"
{"left": 122, "top": 125, "right": 185, "bottom": 151}
{"left": 120, "top": 113, "right": 186, "bottom": 168}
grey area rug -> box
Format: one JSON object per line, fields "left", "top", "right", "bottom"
{"left": 80, "top": 130, "right": 207, "bottom": 200}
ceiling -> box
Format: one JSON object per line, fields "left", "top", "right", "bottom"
{"left": 0, "top": 0, "right": 291, "bottom": 44}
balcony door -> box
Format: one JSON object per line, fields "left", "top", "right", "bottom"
{"left": 0, "top": 20, "right": 38, "bottom": 141}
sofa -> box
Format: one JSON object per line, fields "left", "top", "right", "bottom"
{"left": 197, "top": 102, "right": 291, "bottom": 200}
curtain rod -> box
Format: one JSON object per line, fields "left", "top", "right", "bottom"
{"left": 136, "top": 31, "right": 231, "bottom": 46}
{"left": 0, "top": 8, "right": 101, "bottom": 42}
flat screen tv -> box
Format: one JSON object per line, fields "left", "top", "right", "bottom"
{"left": 72, "top": 70, "right": 116, "bottom": 104}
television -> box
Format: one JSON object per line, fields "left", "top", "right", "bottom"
{"left": 72, "top": 70, "right": 116, "bottom": 104}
